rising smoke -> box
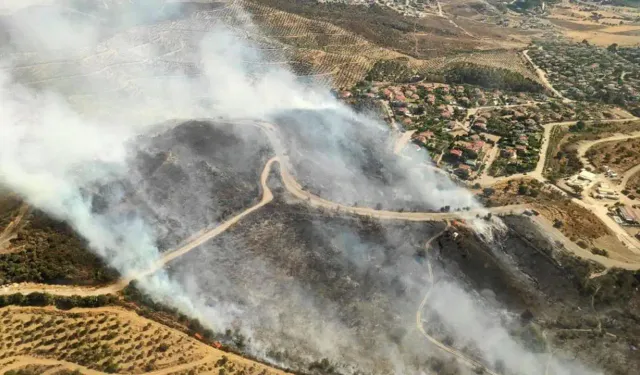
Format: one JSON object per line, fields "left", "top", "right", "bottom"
{"left": 0, "top": 1, "right": 602, "bottom": 375}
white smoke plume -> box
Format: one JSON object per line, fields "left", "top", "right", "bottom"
{"left": 0, "top": 1, "right": 602, "bottom": 375}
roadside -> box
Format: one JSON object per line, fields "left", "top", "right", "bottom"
{"left": 0, "top": 203, "right": 30, "bottom": 254}
{"left": 522, "top": 49, "right": 569, "bottom": 102}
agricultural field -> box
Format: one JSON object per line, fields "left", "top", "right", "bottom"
{"left": 0, "top": 306, "right": 210, "bottom": 373}
{"left": 0, "top": 305, "right": 288, "bottom": 375}
{"left": 238, "top": 0, "right": 543, "bottom": 87}
{"left": 547, "top": 0, "right": 640, "bottom": 46}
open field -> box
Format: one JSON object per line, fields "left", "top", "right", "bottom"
{"left": 548, "top": 1, "right": 640, "bottom": 46}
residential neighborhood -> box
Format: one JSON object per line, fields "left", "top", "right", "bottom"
{"left": 528, "top": 43, "right": 640, "bottom": 114}
{"left": 339, "top": 78, "right": 634, "bottom": 181}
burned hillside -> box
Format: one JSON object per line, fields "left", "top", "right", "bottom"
{"left": 161, "top": 169, "right": 634, "bottom": 374}
{"left": 88, "top": 120, "right": 273, "bottom": 251}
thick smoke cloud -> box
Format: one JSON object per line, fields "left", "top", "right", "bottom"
{"left": 0, "top": 1, "right": 601, "bottom": 375}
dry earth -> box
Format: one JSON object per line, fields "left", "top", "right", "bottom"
{"left": 586, "top": 137, "right": 640, "bottom": 175}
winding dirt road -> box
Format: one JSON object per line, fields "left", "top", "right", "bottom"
{"left": 6, "top": 117, "right": 640, "bottom": 298}
{"left": 3, "top": 117, "right": 639, "bottom": 374}
{"left": 522, "top": 49, "right": 569, "bottom": 102}
{"left": 0, "top": 203, "right": 30, "bottom": 254}
{"left": 415, "top": 222, "right": 500, "bottom": 375}
{"left": 0, "top": 157, "right": 277, "bottom": 297}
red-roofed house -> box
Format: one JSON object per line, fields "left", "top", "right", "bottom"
{"left": 473, "top": 122, "right": 487, "bottom": 130}
{"left": 414, "top": 131, "right": 434, "bottom": 145}
{"left": 450, "top": 149, "right": 463, "bottom": 158}
{"left": 467, "top": 140, "right": 485, "bottom": 152}
{"left": 426, "top": 94, "right": 436, "bottom": 104}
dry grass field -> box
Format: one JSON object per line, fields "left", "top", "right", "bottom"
{"left": 545, "top": 121, "right": 640, "bottom": 181}
{"left": 486, "top": 178, "right": 611, "bottom": 240}
{"left": 548, "top": 1, "right": 640, "bottom": 46}
{"left": 586, "top": 138, "right": 640, "bottom": 175}
{"left": 0, "top": 306, "right": 290, "bottom": 375}
{"left": 482, "top": 177, "right": 640, "bottom": 264}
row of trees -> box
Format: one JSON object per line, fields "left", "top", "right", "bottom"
{"left": 0, "top": 292, "right": 116, "bottom": 310}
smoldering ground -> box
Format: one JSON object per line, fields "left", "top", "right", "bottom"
{"left": 0, "top": 1, "right": 605, "bottom": 374}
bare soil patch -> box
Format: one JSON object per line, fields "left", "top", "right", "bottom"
{"left": 483, "top": 178, "right": 611, "bottom": 243}
{"left": 548, "top": 18, "right": 605, "bottom": 31}
{"left": 564, "top": 30, "right": 640, "bottom": 46}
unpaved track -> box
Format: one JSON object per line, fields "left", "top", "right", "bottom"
{"left": 522, "top": 49, "right": 568, "bottom": 101}
{"left": 0, "top": 203, "right": 30, "bottom": 253}
{"left": 477, "top": 118, "right": 637, "bottom": 187}
{"left": 619, "top": 163, "right": 640, "bottom": 190}
{"left": 7, "top": 118, "right": 638, "bottom": 297}
{"left": 415, "top": 222, "right": 500, "bottom": 375}
{"left": 530, "top": 214, "right": 640, "bottom": 270}
{"left": 393, "top": 129, "right": 416, "bottom": 154}
{"left": 576, "top": 131, "right": 640, "bottom": 170}
{"left": 0, "top": 157, "right": 277, "bottom": 297}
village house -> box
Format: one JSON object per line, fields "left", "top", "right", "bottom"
{"left": 413, "top": 131, "right": 434, "bottom": 144}
{"left": 454, "top": 164, "right": 471, "bottom": 179}
{"left": 450, "top": 149, "right": 463, "bottom": 158}
{"left": 501, "top": 148, "right": 517, "bottom": 160}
